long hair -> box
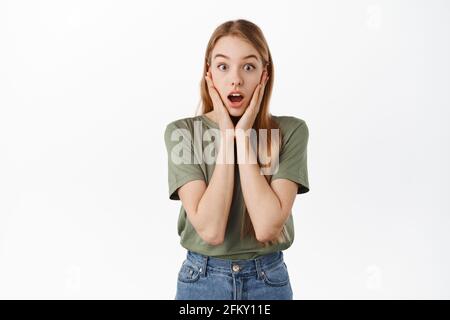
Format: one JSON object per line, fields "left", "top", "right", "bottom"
{"left": 195, "top": 19, "right": 289, "bottom": 246}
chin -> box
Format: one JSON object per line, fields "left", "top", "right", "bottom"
{"left": 227, "top": 105, "right": 248, "bottom": 116}
{"left": 228, "top": 109, "right": 244, "bottom": 116}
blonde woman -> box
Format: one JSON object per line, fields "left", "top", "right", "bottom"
{"left": 164, "top": 19, "right": 309, "bottom": 300}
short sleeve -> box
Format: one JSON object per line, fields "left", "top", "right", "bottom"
{"left": 270, "top": 120, "right": 310, "bottom": 194}
{"left": 164, "top": 121, "right": 206, "bottom": 200}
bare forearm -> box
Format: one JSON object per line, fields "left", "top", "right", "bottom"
{"left": 236, "top": 135, "right": 283, "bottom": 241}
{"left": 196, "top": 131, "right": 235, "bottom": 243}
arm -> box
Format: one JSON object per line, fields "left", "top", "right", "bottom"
{"left": 235, "top": 134, "right": 297, "bottom": 242}
{"left": 179, "top": 131, "right": 235, "bottom": 245}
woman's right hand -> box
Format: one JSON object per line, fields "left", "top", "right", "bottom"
{"left": 204, "top": 71, "right": 234, "bottom": 133}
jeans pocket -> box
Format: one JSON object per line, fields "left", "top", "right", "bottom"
{"left": 261, "top": 262, "right": 290, "bottom": 287}
{"left": 177, "top": 259, "right": 201, "bottom": 283}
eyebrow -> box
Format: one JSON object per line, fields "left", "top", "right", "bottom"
{"left": 213, "top": 53, "right": 259, "bottom": 61}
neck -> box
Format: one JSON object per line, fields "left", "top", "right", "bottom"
{"left": 230, "top": 114, "right": 241, "bottom": 127}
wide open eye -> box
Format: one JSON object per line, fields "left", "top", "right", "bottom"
{"left": 217, "top": 63, "right": 255, "bottom": 72}
{"left": 244, "top": 63, "right": 256, "bottom": 71}
{"left": 217, "top": 64, "right": 227, "bottom": 71}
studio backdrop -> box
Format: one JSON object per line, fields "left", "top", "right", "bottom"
{"left": 0, "top": 0, "right": 449, "bottom": 299}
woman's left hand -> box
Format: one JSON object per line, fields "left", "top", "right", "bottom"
{"left": 235, "top": 70, "right": 269, "bottom": 132}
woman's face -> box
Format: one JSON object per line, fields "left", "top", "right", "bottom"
{"left": 208, "top": 35, "right": 267, "bottom": 117}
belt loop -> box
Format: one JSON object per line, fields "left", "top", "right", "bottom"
{"left": 200, "top": 255, "right": 208, "bottom": 277}
{"left": 255, "top": 257, "right": 264, "bottom": 280}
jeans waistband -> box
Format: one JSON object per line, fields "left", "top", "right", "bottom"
{"left": 186, "top": 250, "right": 284, "bottom": 279}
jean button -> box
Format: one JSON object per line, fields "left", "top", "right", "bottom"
{"left": 232, "top": 264, "right": 240, "bottom": 272}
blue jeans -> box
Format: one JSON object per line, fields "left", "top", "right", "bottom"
{"left": 175, "top": 250, "right": 293, "bottom": 300}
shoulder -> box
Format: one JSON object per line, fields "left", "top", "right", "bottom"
{"left": 164, "top": 115, "right": 204, "bottom": 138}
{"left": 271, "top": 114, "right": 308, "bottom": 137}
{"left": 272, "top": 114, "right": 306, "bottom": 127}
{"left": 165, "top": 115, "right": 202, "bottom": 130}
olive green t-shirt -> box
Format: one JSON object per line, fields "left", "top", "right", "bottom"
{"left": 163, "top": 114, "right": 309, "bottom": 260}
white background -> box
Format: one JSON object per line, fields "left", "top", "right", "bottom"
{"left": 1, "top": 0, "right": 449, "bottom": 299}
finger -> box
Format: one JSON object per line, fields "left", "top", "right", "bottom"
{"left": 204, "top": 71, "right": 215, "bottom": 89}
{"left": 259, "top": 70, "right": 267, "bottom": 85}
{"left": 257, "top": 72, "right": 269, "bottom": 104}
{"left": 262, "top": 71, "right": 270, "bottom": 85}
{"left": 257, "top": 84, "right": 264, "bottom": 107}
{"left": 258, "top": 74, "right": 269, "bottom": 103}
{"left": 248, "top": 83, "right": 262, "bottom": 111}
{"left": 206, "top": 72, "right": 221, "bottom": 99}
{"left": 252, "top": 79, "right": 266, "bottom": 112}
{"left": 264, "top": 73, "right": 270, "bottom": 85}
{"left": 204, "top": 72, "right": 220, "bottom": 99}
{"left": 204, "top": 72, "right": 226, "bottom": 111}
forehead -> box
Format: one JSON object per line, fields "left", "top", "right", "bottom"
{"left": 212, "top": 36, "right": 260, "bottom": 62}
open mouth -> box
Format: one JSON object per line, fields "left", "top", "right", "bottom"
{"left": 227, "top": 93, "right": 244, "bottom": 103}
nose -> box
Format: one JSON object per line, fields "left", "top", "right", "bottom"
{"left": 230, "top": 70, "right": 243, "bottom": 87}
{"left": 232, "top": 78, "right": 242, "bottom": 86}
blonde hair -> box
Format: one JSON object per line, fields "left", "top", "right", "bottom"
{"left": 196, "top": 19, "right": 289, "bottom": 246}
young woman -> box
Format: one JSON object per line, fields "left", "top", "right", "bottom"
{"left": 164, "top": 19, "right": 310, "bottom": 300}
